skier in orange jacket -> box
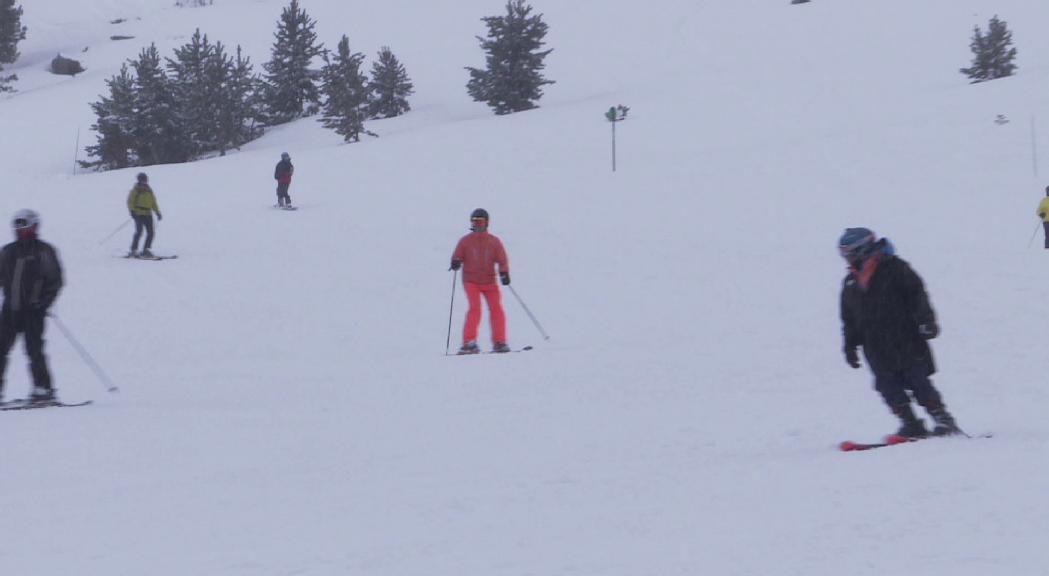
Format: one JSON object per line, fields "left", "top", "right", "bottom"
{"left": 450, "top": 208, "right": 510, "bottom": 354}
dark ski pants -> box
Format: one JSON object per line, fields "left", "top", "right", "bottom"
{"left": 276, "top": 182, "right": 291, "bottom": 206}
{"left": 0, "top": 310, "right": 53, "bottom": 396}
{"left": 131, "top": 214, "right": 155, "bottom": 252}
{"left": 873, "top": 364, "right": 943, "bottom": 415}
{"left": 1043, "top": 221, "right": 1049, "bottom": 249}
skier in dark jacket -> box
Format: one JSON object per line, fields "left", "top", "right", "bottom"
{"left": 274, "top": 152, "right": 294, "bottom": 208}
{"left": 0, "top": 210, "right": 63, "bottom": 404}
{"left": 838, "top": 227, "right": 961, "bottom": 438}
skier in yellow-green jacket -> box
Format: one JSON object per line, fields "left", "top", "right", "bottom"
{"left": 127, "top": 172, "right": 162, "bottom": 258}
{"left": 1037, "top": 186, "right": 1049, "bottom": 250}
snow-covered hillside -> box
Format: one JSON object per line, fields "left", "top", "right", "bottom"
{"left": 2, "top": 1, "right": 1049, "bottom": 574}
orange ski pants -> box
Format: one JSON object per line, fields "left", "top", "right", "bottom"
{"left": 462, "top": 282, "right": 506, "bottom": 344}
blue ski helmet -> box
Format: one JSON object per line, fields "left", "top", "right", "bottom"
{"left": 838, "top": 227, "right": 877, "bottom": 261}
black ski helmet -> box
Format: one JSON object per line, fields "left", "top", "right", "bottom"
{"left": 137, "top": 172, "right": 148, "bottom": 183}
{"left": 470, "top": 208, "right": 489, "bottom": 231}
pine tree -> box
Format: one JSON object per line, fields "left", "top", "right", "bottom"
{"left": 213, "top": 45, "right": 262, "bottom": 155}
{"left": 960, "top": 15, "right": 1017, "bottom": 83}
{"left": 82, "top": 64, "right": 137, "bottom": 170}
{"left": 368, "top": 46, "right": 413, "bottom": 119}
{"left": 167, "top": 29, "right": 218, "bottom": 157}
{"left": 466, "top": 0, "right": 554, "bottom": 115}
{"left": 131, "top": 44, "right": 189, "bottom": 165}
{"left": 319, "top": 35, "right": 374, "bottom": 142}
{"left": 0, "top": 0, "right": 26, "bottom": 92}
{"left": 262, "top": 0, "right": 324, "bottom": 125}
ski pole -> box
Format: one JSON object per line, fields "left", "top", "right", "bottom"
{"left": 445, "top": 269, "right": 458, "bottom": 355}
{"left": 1028, "top": 220, "right": 1042, "bottom": 248}
{"left": 48, "top": 313, "right": 120, "bottom": 393}
{"left": 507, "top": 285, "right": 550, "bottom": 341}
{"left": 97, "top": 219, "right": 131, "bottom": 246}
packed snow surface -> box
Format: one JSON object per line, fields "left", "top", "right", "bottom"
{"left": 2, "top": 0, "right": 1049, "bottom": 574}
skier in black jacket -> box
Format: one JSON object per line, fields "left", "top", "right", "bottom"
{"left": 838, "top": 227, "right": 961, "bottom": 438}
{"left": 274, "top": 152, "right": 294, "bottom": 208}
{"left": 0, "top": 210, "right": 63, "bottom": 404}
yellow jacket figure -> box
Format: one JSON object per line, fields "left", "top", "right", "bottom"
{"left": 126, "top": 173, "right": 163, "bottom": 258}
{"left": 1036, "top": 195, "right": 1049, "bottom": 222}
{"left": 1037, "top": 187, "right": 1049, "bottom": 250}
{"left": 127, "top": 182, "right": 160, "bottom": 216}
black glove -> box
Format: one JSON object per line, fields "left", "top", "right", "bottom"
{"left": 449, "top": 260, "right": 462, "bottom": 271}
{"left": 918, "top": 322, "right": 939, "bottom": 340}
{"left": 156, "top": 212, "right": 163, "bottom": 221}
{"left": 500, "top": 272, "right": 510, "bottom": 286}
{"left": 845, "top": 348, "right": 861, "bottom": 369}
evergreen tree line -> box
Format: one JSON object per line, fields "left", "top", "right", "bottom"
{"left": 82, "top": 33, "right": 260, "bottom": 170}
{"left": 81, "top": 0, "right": 560, "bottom": 170}
{"left": 84, "top": 0, "right": 416, "bottom": 169}
{"left": 0, "top": 0, "right": 25, "bottom": 93}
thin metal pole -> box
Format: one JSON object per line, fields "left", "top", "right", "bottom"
{"left": 73, "top": 128, "right": 81, "bottom": 176}
{"left": 612, "top": 119, "right": 617, "bottom": 172}
{"left": 1032, "top": 115, "right": 1039, "bottom": 180}
{"left": 97, "top": 219, "right": 132, "bottom": 246}
{"left": 1028, "top": 220, "right": 1042, "bottom": 249}
{"left": 445, "top": 270, "right": 458, "bottom": 355}
{"left": 507, "top": 285, "right": 550, "bottom": 341}
{"left": 49, "top": 313, "right": 120, "bottom": 393}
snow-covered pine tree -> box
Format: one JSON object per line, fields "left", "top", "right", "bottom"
{"left": 368, "top": 46, "right": 413, "bottom": 119}
{"left": 319, "top": 35, "right": 374, "bottom": 143}
{"left": 167, "top": 29, "right": 218, "bottom": 158}
{"left": 0, "top": 0, "right": 26, "bottom": 92}
{"left": 960, "top": 15, "right": 1017, "bottom": 83}
{"left": 82, "top": 64, "right": 137, "bottom": 170}
{"left": 262, "top": 0, "right": 324, "bottom": 125}
{"left": 466, "top": 0, "right": 554, "bottom": 115}
{"left": 212, "top": 45, "right": 262, "bottom": 155}
{"left": 131, "top": 44, "right": 189, "bottom": 165}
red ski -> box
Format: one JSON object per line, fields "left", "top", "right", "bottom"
{"left": 840, "top": 432, "right": 992, "bottom": 452}
{"left": 839, "top": 435, "right": 917, "bottom": 452}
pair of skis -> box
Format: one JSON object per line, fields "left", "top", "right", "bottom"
{"left": 0, "top": 399, "right": 92, "bottom": 411}
{"left": 840, "top": 431, "right": 992, "bottom": 452}
{"left": 118, "top": 253, "right": 178, "bottom": 261}
{"left": 128, "top": 254, "right": 177, "bottom": 261}
{"left": 451, "top": 345, "right": 533, "bottom": 356}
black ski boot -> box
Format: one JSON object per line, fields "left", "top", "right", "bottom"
{"left": 929, "top": 406, "right": 962, "bottom": 436}
{"left": 893, "top": 404, "right": 928, "bottom": 438}
{"left": 457, "top": 340, "right": 480, "bottom": 355}
{"left": 28, "top": 386, "right": 56, "bottom": 405}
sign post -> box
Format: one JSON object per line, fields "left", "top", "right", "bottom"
{"left": 605, "top": 105, "right": 630, "bottom": 172}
